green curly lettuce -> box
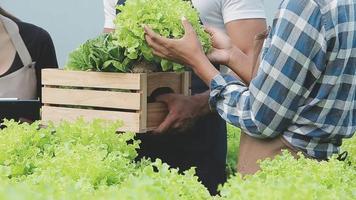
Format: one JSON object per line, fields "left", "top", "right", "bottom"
{"left": 219, "top": 151, "right": 356, "bottom": 200}
{"left": 341, "top": 135, "right": 356, "bottom": 166}
{"left": 0, "top": 119, "right": 355, "bottom": 199}
{"left": 226, "top": 125, "right": 241, "bottom": 177}
{"left": 114, "top": 0, "right": 211, "bottom": 72}
{"left": 0, "top": 120, "right": 210, "bottom": 199}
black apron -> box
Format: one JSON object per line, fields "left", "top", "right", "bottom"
{"left": 116, "top": 0, "right": 227, "bottom": 194}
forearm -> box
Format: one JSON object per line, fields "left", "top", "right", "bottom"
{"left": 191, "top": 90, "right": 212, "bottom": 116}
{"left": 191, "top": 56, "right": 220, "bottom": 86}
{"left": 225, "top": 19, "right": 267, "bottom": 84}
{"left": 226, "top": 46, "right": 254, "bottom": 84}
{"left": 187, "top": 56, "right": 222, "bottom": 116}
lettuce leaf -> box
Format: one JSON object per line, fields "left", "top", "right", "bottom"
{"left": 114, "top": 0, "right": 211, "bottom": 72}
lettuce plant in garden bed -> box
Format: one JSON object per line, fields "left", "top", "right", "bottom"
{"left": 0, "top": 119, "right": 211, "bottom": 200}
{"left": 221, "top": 126, "right": 356, "bottom": 200}
{"left": 219, "top": 151, "right": 356, "bottom": 200}
{"left": 341, "top": 134, "right": 356, "bottom": 166}
{"left": 66, "top": 0, "right": 211, "bottom": 73}
{"left": 0, "top": 120, "right": 355, "bottom": 199}
{"left": 226, "top": 124, "right": 240, "bottom": 177}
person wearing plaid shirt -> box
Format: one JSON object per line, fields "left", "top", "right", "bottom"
{"left": 144, "top": 0, "right": 356, "bottom": 174}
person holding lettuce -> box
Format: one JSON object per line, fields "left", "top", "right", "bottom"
{"left": 144, "top": 0, "right": 356, "bottom": 175}
{"left": 0, "top": 7, "right": 58, "bottom": 122}
{"left": 103, "top": 0, "right": 266, "bottom": 193}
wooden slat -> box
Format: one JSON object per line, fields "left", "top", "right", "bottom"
{"left": 42, "top": 87, "right": 141, "bottom": 110}
{"left": 139, "top": 74, "right": 148, "bottom": 131}
{"left": 181, "top": 72, "right": 191, "bottom": 96}
{"left": 42, "top": 69, "right": 142, "bottom": 90}
{"left": 41, "top": 106, "right": 141, "bottom": 132}
{"left": 147, "top": 72, "right": 183, "bottom": 96}
{"left": 146, "top": 102, "right": 168, "bottom": 131}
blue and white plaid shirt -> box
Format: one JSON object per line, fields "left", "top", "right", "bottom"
{"left": 209, "top": 0, "right": 356, "bottom": 159}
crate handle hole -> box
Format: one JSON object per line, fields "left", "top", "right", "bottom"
{"left": 148, "top": 87, "right": 175, "bottom": 103}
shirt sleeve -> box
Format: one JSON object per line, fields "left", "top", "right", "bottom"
{"left": 222, "top": 0, "right": 266, "bottom": 24}
{"left": 103, "top": 0, "right": 117, "bottom": 29}
{"left": 210, "top": 0, "right": 326, "bottom": 139}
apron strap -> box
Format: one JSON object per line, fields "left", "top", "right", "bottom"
{"left": 0, "top": 15, "right": 33, "bottom": 67}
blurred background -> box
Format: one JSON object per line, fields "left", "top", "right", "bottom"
{"left": 1, "top": 0, "right": 282, "bottom": 66}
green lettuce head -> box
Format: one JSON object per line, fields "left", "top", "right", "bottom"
{"left": 114, "top": 0, "right": 211, "bottom": 72}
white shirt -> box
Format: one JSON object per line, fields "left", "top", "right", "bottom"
{"left": 103, "top": 0, "right": 118, "bottom": 29}
{"left": 103, "top": 0, "right": 266, "bottom": 30}
{"left": 193, "top": 0, "right": 265, "bottom": 32}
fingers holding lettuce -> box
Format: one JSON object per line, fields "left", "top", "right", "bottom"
{"left": 144, "top": 17, "right": 247, "bottom": 85}
{"left": 144, "top": 17, "right": 206, "bottom": 67}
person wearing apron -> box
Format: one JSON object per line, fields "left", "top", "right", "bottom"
{"left": 103, "top": 0, "right": 266, "bottom": 194}
{"left": 0, "top": 15, "right": 37, "bottom": 100}
{"left": 0, "top": 9, "right": 58, "bottom": 121}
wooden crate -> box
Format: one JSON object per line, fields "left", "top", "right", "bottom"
{"left": 41, "top": 69, "right": 190, "bottom": 133}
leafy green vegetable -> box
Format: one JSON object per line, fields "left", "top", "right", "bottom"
{"left": 66, "top": 34, "right": 130, "bottom": 72}
{"left": 114, "top": 0, "right": 211, "bottom": 72}
{"left": 226, "top": 124, "right": 240, "bottom": 177}
{"left": 223, "top": 126, "right": 356, "bottom": 200}
{"left": 219, "top": 151, "right": 356, "bottom": 200}
{"left": 0, "top": 120, "right": 355, "bottom": 199}
{"left": 111, "top": 160, "right": 211, "bottom": 200}
{"left": 66, "top": 0, "right": 210, "bottom": 73}
{"left": 341, "top": 135, "right": 356, "bottom": 166}
{"left": 0, "top": 119, "right": 210, "bottom": 199}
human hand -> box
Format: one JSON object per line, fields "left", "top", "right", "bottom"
{"left": 144, "top": 17, "right": 206, "bottom": 68}
{"left": 153, "top": 93, "right": 210, "bottom": 134}
{"left": 205, "top": 26, "right": 236, "bottom": 66}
